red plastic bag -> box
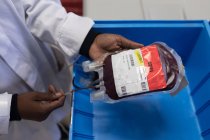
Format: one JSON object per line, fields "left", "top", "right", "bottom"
{"left": 83, "top": 42, "right": 187, "bottom": 102}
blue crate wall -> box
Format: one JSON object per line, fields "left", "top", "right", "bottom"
{"left": 70, "top": 56, "right": 95, "bottom": 140}
{"left": 186, "top": 21, "right": 210, "bottom": 140}
{"left": 70, "top": 20, "right": 210, "bottom": 140}
{"left": 94, "top": 20, "right": 203, "bottom": 63}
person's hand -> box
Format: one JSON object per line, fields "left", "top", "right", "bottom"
{"left": 17, "top": 85, "right": 65, "bottom": 121}
{"left": 89, "top": 34, "right": 144, "bottom": 60}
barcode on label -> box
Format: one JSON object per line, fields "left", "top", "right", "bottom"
{"left": 129, "top": 54, "right": 135, "bottom": 66}
{"left": 141, "top": 82, "right": 147, "bottom": 91}
{"left": 121, "top": 86, "right": 127, "bottom": 95}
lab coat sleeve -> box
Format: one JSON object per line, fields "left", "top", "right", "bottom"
{"left": 0, "top": 92, "right": 12, "bottom": 134}
{"left": 22, "top": 0, "right": 94, "bottom": 62}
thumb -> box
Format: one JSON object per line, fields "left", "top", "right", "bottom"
{"left": 48, "top": 84, "right": 56, "bottom": 94}
{"left": 118, "top": 35, "right": 144, "bottom": 49}
{"left": 44, "top": 95, "right": 66, "bottom": 113}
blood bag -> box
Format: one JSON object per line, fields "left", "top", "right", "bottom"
{"left": 82, "top": 42, "right": 188, "bottom": 102}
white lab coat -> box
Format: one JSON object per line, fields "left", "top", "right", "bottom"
{"left": 0, "top": 0, "right": 94, "bottom": 139}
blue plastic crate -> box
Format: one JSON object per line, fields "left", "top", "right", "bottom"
{"left": 70, "top": 20, "right": 210, "bottom": 140}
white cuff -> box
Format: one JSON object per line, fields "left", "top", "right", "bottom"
{"left": 57, "top": 13, "right": 94, "bottom": 63}
{"left": 0, "top": 92, "right": 12, "bottom": 134}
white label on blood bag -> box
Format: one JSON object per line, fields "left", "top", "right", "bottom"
{"left": 111, "top": 49, "right": 149, "bottom": 97}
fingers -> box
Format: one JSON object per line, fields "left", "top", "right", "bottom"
{"left": 35, "top": 85, "right": 64, "bottom": 101}
{"left": 32, "top": 95, "right": 65, "bottom": 122}
{"left": 117, "top": 35, "right": 144, "bottom": 49}
{"left": 34, "top": 92, "right": 61, "bottom": 101}
{"left": 108, "top": 45, "right": 122, "bottom": 52}
{"left": 40, "top": 95, "right": 65, "bottom": 119}
{"left": 36, "top": 90, "right": 65, "bottom": 121}
{"left": 48, "top": 85, "right": 58, "bottom": 93}
{"left": 48, "top": 84, "right": 56, "bottom": 93}
{"left": 48, "top": 84, "right": 64, "bottom": 96}
{"left": 18, "top": 87, "right": 65, "bottom": 122}
{"left": 47, "top": 95, "right": 66, "bottom": 111}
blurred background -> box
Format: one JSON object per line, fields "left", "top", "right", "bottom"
{"left": 61, "top": 0, "right": 210, "bottom": 20}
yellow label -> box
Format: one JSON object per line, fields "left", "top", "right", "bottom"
{"left": 134, "top": 50, "right": 144, "bottom": 66}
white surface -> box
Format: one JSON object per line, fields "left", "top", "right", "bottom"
{"left": 144, "top": 3, "right": 184, "bottom": 19}
{"left": 84, "top": 0, "right": 145, "bottom": 20}
{"left": 184, "top": 0, "right": 210, "bottom": 19}
{"left": 84, "top": 0, "right": 210, "bottom": 20}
